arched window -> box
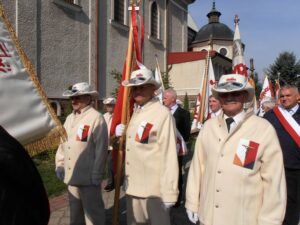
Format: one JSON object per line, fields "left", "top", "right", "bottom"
{"left": 151, "top": 2, "right": 159, "bottom": 38}
{"left": 114, "top": 0, "right": 124, "bottom": 24}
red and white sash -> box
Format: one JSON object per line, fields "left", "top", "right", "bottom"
{"left": 273, "top": 106, "right": 300, "bottom": 147}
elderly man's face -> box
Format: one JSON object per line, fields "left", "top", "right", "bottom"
{"left": 279, "top": 88, "right": 299, "bottom": 109}
{"left": 131, "top": 84, "right": 156, "bottom": 106}
{"left": 71, "top": 95, "right": 91, "bottom": 112}
{"left": 163, "top": 92, "right": 176, "bottom": 109}
{"left": 209, "top": 96, "right": 221, "bottom": 113}
{"left": 218, "top": 91, "right": 248, "bottom": 117}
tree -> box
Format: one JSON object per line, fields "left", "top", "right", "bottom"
{"left": 110, "top": 70, "right": 122, "bottom": 98}
{"left": 266, "top": 51, "right": 300, "bottom": 86}
{"left": 183, "top": 92, "right": 189, "bottom": 112}
{"left": 161, "top": 71, "right": 172, "bottom": 89}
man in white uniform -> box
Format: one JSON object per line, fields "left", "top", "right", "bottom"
{"left": 56, "top": 82, "right": 108, "bottom": 225}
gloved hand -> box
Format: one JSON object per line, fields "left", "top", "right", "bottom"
{"left": 91, "top": 174, "right": 101, "bottom": 186}
{"left": 115, "top": 124, "right": 125, "bottom": 137}
{"left": 197, "top": 122, "right": 203, "bottom": 130}
{"left": 162, "top": 202, "right": 175, "bottom": 210}
{"left": 186, "top": 208, "right": 199, "bottom": 224}
{"left": 56, "top": 167, "right": 65, "bottom": 181}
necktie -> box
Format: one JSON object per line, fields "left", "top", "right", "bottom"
{"left": 225, "top": 117, "right": 234, "bottom": 132}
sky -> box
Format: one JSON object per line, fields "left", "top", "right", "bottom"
{"left": 188, "top": 0, "right": 300, "bottom": 82}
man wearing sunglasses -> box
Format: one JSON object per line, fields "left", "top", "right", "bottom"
{"left": 185, "top": 74, "right": 286, "bottom": 225}
{"left": 115, "top": 66, "right": 179, "bottom": 225}
{"left": 55, "top": 82, "right": 108, "bottom": 225}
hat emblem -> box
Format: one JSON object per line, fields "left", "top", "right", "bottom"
{"left": 226, "top": 77, "right": 236, "bottom": 82}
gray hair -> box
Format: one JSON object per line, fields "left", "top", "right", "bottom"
{"left": 280, "top": 84, "right": 299, "bottom": 94}
{"left": 164, "top": 88, "right": 177, "bottom": 98}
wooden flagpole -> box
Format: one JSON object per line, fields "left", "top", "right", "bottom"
{"left": 155, "top": 54, "right": 165, "bottom": 90}
{"left": 197, "top": 37, "right": 213, "bottom": 124}
{"left": 111, "top": 1, "right": 138, "bottom": 224}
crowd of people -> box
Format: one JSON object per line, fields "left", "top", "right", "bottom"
{"left": 1, "top": 65, "right": 299, "bottom": 225}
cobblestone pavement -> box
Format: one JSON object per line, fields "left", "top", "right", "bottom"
{"left": 49, "top": 156, "right": 299, "bottom": 225}
{"left": 49, "top": 160, "right": 193, "bottom": 225}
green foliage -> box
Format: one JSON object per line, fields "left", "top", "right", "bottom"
{"left": 33, "top": 150, "right": 67, "bottom": 197}
{"left": 161, "top": 71, "right": 172, "bottom": 89}
{"left": 183, "top": 92, "right": 189, "bottom": 112}
{"left": 266, "top": 51, "right": 300, "bottom": 86}
{"left": 110, "top": 70, "right": 122, "bottom": 98}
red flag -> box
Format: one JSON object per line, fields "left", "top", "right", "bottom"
{"left": 232, "top": 15, "right": 248, "bottom": 78}
{"left": 110, "top": 6, "right": 143, "bottom": 137}
{"left": 110, "top": 6, "right": 144, "bottom": 174}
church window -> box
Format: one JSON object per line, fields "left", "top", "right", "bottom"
{"left": 114, "top": 0, "right": 125, "bottom": 24}
{"left": 150, "top": 2, "right": 159, "bottom": 38}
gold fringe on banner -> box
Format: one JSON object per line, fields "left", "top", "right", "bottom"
{"left": 0, "top": 4, "right": 67, "bottom": 156}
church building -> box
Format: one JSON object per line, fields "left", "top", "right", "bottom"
{"left": 168, "top": 1, "right": 239, "bottom": 107}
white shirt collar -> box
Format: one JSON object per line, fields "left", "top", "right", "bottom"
{"left": 170, "top": 104, "right": 179, "bottom": 115}
{"left": 224, "top": 110, "right": 246, "bottom": 132}
{"left": 286, "top": 104, "right": 299, "bottom": 115}
{"left": 212, "top": 109, "right": 222, "bottom": 118}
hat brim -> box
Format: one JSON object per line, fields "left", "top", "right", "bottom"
{"left": 122, "top": 78, "right": 161, "bottom": 90}
{"left": 212, "top": 84, "right": 254, "bottom": 102}
{"left": 62, "top": 90, "right": 98, "bottom": 97}
{"left": 103, "top": 101, "right": 116, "bottom": 105}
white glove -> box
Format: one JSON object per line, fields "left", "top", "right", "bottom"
{"left": 115, "top": 124, "right": 125, "bottom": 137}
{"left": 162, "top": 202, "right": 175, "bottom": 210}
{"left": 186, "top": 208, "right": 199, "bottom": 224}
{"left": 197, "top": 122, "right": 203, "bottom": 130}
{"left": 56, "top": 167, "right": 65, "bottom": 181}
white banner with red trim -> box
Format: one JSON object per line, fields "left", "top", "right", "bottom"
{"left": 0, "top": 5, "right": 65, "bottom": 154}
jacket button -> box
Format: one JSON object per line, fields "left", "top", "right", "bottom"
{"left": 218, "top": 138, "right": 221, "bottom": 142}
{"left": 216, "top": 189, "right": 220, "bottom": 192}
{"left": 215, "top": 205, "right": 219, "bottom": 208}
{"left": 220, "top": 154, "right": 224, "bottom": 157}
{"left": 127, "top": 149, "right": 130, "bottom": 151}
{"left": 217, "top": 170, "right": 221, "bottom": 174}
{"left": 69, "top": 157, "right": 71, "bottom": 160}
{"left": 126, "top": 162, "right": 129, "bottom": 165}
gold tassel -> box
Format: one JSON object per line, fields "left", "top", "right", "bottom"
{"left": 0, "top": 4, "right": 67, "bottom": 155}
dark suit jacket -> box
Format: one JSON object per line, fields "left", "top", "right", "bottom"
{"left": 0, "top": 126, "right": 50, "bottom": 225}
{"left": 264, "top": 104, "right": 300, "bottom": 169}
{"left": 173, "top": 106, "right": 191, "bottom": 142}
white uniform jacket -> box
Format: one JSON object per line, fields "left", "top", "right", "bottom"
{"left": 185, "top": 109, "right": 286, "bottom": 225}
{"left": 56, "top": 106, "right": 108, "bottom": 186}
{"left": 125, "top": 99, "right": 179, "bottom": 203}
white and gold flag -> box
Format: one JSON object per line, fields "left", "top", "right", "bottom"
{"left": 0, "top": 5, "right": 66, "bottom": 155}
